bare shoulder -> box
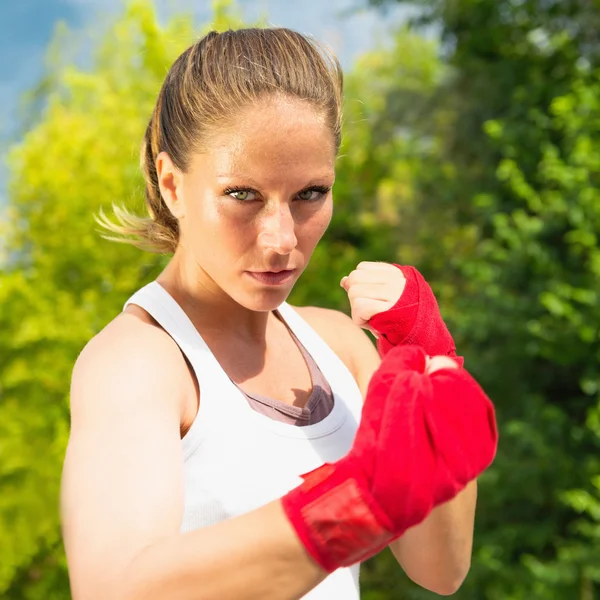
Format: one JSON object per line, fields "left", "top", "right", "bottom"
{"left": 294, "top": 305, "right": 354, "bottom": 343}
{"left": 292, "top": 305, "right": 380, "bottom": 397}
{"left": 70, "top": 306, "right": 190, "bottom": 426}
{"left": 63, "top": 307, "right": 193, "bottom": 598}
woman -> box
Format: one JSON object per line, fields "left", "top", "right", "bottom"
{"left": 60, "top": 28, "right": 497, "bottom": 600}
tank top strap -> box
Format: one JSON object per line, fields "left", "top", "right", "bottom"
{"left": 123, "top": 282, "right": 224, "bottom": 380}
{"left": 273, "top": 310, "right": 329, "bottom": 394}
{"left": 275, "top": 303, "right": 364, "bottom": 419}
{"left": 123, "top": 281, "right": 237, "bottom": 455}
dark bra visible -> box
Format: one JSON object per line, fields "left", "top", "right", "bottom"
{"left": 232, "top": 312, "right": 334, "bottom": 427}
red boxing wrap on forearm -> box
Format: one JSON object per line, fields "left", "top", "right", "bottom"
{"left": 369, "top": 265, "right": 464, "bottom": 367}
{"left": 281, "top": 346, "right": 498, "bottom": 573}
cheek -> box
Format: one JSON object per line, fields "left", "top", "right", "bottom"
{"left": 191, "top": 200, "right": 255, "bottom": 249}
{"left": 299, "top": 200, "right": 333, "bottom": 247}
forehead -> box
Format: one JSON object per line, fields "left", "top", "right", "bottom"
{"left": 190, "top": 97, "right": 336, "bottom": 182}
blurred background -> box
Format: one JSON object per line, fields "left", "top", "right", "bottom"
{"left": 1, "top": 0, "right": 600, "bottom": 598}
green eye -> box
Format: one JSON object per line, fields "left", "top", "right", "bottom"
{"left": 228, "top": 189, "right": 256, "bottom": 201}
{"left": 298, "top": 189, "right": 317, "bottom": 201}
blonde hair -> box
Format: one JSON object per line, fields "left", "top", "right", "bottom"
{"left": 98, "top": 28, "right": 344, "bottom": 254}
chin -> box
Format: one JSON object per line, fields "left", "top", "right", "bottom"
{"left": 232, "top": 270, "right": 301, "bottom": 311}
{"left": 232, "top": 283, "right": 295, "bottom": 313}
{"left": 244, "top": 290, "right": 292, "bottom": 312}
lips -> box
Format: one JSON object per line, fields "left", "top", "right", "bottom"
{"left": 247, "top": 269, "right": 297, "bottom": 286}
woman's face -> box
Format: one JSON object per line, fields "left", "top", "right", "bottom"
{"left": 166, "top": 96, "right": 336, "bottom": 312}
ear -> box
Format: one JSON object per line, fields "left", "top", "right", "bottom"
{"left": 156, "top": 151, "right": 186, "bottom": 219}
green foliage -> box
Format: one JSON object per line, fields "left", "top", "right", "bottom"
{"left": 459, "top": 73, "right": 600, "bottom": 600}
{"left": 366, "top": 0, "right": 600, "bottom": 597}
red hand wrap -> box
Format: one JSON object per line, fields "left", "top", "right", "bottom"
{"left": 281, "top": 346, "right": 498, "bottom": 573}
{"left": 368, "top": 265, "right": 464, "bottom": 367}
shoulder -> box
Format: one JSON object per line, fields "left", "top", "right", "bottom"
{"left": 293, "top": 304, "right": 353, "bottom": 338}
{"left": 63, "top": 309, "right": 191, "bottom": 599}
{"left": 70, "top": 307, "right": 191, "bottom": 426}
{"left": 292, "top": 305, "right": 380, "bottom": 397}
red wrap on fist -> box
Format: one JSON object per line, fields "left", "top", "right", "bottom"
{"left": 281, "top": 345, "right": 498, "bottom": 573}
{"left": 369, "top": 265, "right": 464, "bottom": 367}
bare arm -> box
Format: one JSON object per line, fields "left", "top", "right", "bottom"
{"left": 298, "top": 307, "right": 476, "bottom": 595}
{"left": 119, "top": 500, "right": 324, "bottom": 600}
{"left": 61, "top": 314, "right": 325, "bottom": 600}
{"left": 388, "top": 482, "right": 476, "bottom": 596}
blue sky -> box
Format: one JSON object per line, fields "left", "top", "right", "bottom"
{"left": 0, "top": 0, "right": 415, "bottom": 208}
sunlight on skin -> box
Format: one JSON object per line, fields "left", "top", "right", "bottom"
{"left": 425, "top": 355, "right": 459, "bottom": 374}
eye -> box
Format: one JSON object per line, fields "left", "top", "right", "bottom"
{"left": 297, "top": 186, "right": 331, "bottom": 201}
{"left": 224, "top": 188, "right": 258, "bottom": 202}
{"left": 298, "top": 189, "right": 319, "bottom": 201}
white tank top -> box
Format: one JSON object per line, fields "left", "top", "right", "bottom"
{"left": 124, "top": 282, "right": 365, "bottom": 599}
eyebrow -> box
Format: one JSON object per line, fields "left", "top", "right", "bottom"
{"left": 215, "top": 174, "right": 335, "bottom": 187}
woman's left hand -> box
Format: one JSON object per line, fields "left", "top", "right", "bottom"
{"left": 340, "top": 262, "right": 407, "bottom": 330}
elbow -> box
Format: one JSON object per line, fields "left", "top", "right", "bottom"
{"left": 406, "top": 555, "right": 470, "bottom": 597}
{"left": 421, "top": 562, "right": 470, "bottom": 596}
{"left": 427, "top": 580, "right": 464, "bottom": 597}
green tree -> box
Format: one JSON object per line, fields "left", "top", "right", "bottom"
{"left": 364, "top": 0, "right": 600, "bottom": 598}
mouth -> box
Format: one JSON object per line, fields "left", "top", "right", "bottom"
{"left": 246, "top": 269, "right": 297, "bottom": 286}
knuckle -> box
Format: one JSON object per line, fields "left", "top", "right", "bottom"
{"left": 347, "top": 270, "right": 360, "bottom": 284}
{"left": 357, "top": 261, "right": 375, "bottom": 270}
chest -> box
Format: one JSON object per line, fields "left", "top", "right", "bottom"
{"left": 204, "top": 328, "right": 314, "bottom": 406}
{"left": 180, "top": 401, "right": 360, "bottom": 526}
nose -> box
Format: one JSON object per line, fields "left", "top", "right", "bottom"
{"left": 257, "top": 204, "right": 298, "bottom": 255}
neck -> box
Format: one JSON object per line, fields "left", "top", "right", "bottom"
{"left": 157, "top": 256, "right": 278, "bottom": 344}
